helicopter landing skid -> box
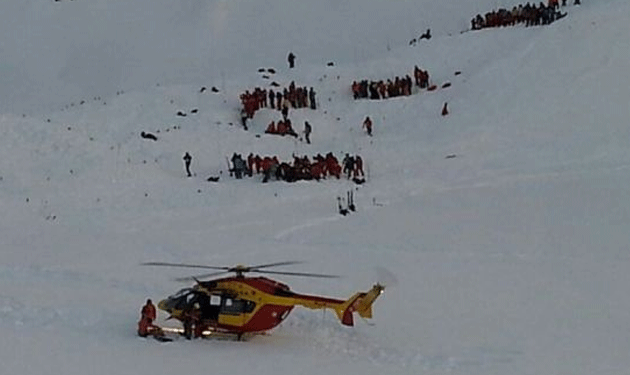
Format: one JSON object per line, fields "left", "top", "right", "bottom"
{"left": 159, "top": 326, "right": 256, "bottom": 341}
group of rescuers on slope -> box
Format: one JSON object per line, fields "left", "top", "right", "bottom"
{"left": 138, "top": 299, "right": 203, "bottom": 340}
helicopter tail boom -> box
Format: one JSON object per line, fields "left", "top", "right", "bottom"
{"left": 291, "top": 283, "right": 385, "bottom": 326}
{"left": 337, "top": 283, "right": 385, "bottom": 326}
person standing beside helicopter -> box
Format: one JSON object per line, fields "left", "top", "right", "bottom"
{"left": 182, "top": 303, "right": 202, "bottom": 339}
{"left": 137, "top": 299, "right": 157, "bottom": 337}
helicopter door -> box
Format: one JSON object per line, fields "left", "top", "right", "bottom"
{"left": 206, "top": 295, "right": 221, "bottom": 320}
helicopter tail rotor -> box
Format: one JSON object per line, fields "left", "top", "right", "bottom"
{"left": 374, "top": 266, "right": 398, "bottom": 288}
{"left": 331, "top": 283, "right": 385, "bottom": 326}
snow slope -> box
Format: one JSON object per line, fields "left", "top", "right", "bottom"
{"left": 1, "top": 0, "right": 630, "bottom": 374}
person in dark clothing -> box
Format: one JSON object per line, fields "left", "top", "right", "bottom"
{"left": 182, "top": 304, "right": 201, "bottom": 340}
{"left": 363, "top": 116, "right": 373, "bottom": 136}
{"left": 276, "top": 91, "right": 283, "bottom": 109}
{"left": 231, "top": 153, "right": 248, "bottom": 179}
{"left": 304, "top": 121, "right": 312, "bottom": 144}
{"left": 281, "top": 105, "right": 289, "bottom": 121}
{"left": 354, "top": 155, "right": 364, "bottom": 177}
{"left": 369, "top": 83, "right": 380, "bottom": 100}
{"left": 183, "top": 152, "right": 193, "bottom": 177}
{"left": 441, "top": 102, "right": 449, "bottom": 116}
{"left": 287, "top": 52, "right": 296, "bottom": 68}
{"left": 342, "top": 154, "right": 355, "bottom": 179}
{"left": 419, "top": 28, "right": 431, "bottom": 40}
{"left": 309, "top": 87, "right": 316, "bottom": 110}
{"left": 240, "top": 108, "right": 248, "bottom": 130}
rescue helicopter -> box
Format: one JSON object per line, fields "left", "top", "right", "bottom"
{"left": 142, "top": 261, "right": 385, "bottom": 340}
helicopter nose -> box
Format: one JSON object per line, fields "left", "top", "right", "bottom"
{"left": 157, "top": 299, "right": 170, "bottom": 311}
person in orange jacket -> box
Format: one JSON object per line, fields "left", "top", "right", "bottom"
{"left": 138, "top": 299, "right": 158, "bottom": 337}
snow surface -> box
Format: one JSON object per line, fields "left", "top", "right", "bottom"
{"left": 1, "top": 0, "right": 630, "bottom": 374}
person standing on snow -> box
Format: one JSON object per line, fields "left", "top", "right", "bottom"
{"left": 269, "top": 89, "right": 275, "bottom": 109}
{"left": 362, "top": 116, "right": 373, "bottom": 136}
{"left": 342, "top": 154, "right": 355, "bottom": 179}
{"left": 354, "top": 155, "right": 365, "bottom": 178}
{"left": 287, "top": 52, "right": 296, "bottom": 68}
{"left": 276, "top": 91, "right": 283, "bottom": 109}
{"left": 240, "top": 108, "right": 249, "bottom": 130}
{"left": 309, "top": 87, "right": 316, "bottom": 110}
{"left": 304, "top": 121, "right": 312, "bottom": 144}
{"left": 281, "top": 103, "right": 290, "bottom": 121}
{"left": 182, "top": 303, "right": 202, "bottom": 340}
{"left": 137, "top": 299, "right": 158, "bottom": 337}
{"left": 183, "top": 152, "right": 192, "bottom": 177}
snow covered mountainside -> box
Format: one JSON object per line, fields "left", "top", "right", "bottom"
{"left": 1, "top": 1, "right": 630, "bottom": 374}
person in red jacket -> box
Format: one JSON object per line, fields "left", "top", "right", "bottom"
{"left": 276, "top": 120, "right": 287, "bottom": 135}
{"left": 265, "top": 121, "right": 276, "bottom": 134}
{"left": 138, "top": 299, "right": 158, "bottom": 337}
{"left": 441, "top": 102, "right": 449, "bottom": 116}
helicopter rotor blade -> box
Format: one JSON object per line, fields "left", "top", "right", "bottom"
{"left": 141, "top": 262, "right": 229, "bottom": 271}
{"left": 249, "top": 260, "right": 305, "bottom": 270}
{"left": 255, "top": 269, "right": 340, "bottom": 278}
{"left": 143, "top": 260, "right": 335, "bottom": 281}
{"left": 173, "top": 270, "right": 231, "bottom": 282}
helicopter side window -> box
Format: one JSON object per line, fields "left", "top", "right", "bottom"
{"left": 223, "top": 298, "right": 234, "bottom": 310}
{"left": 210, "top": 295, "right": 221, "bottom": 306}
{"left": 243, "top": 300, "right": 255, "bottom": 313}
{"left": 221, "top": 297, "right": 255, "bottom": 314}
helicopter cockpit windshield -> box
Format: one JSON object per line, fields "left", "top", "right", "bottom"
{"left": 170, "top": 288, "right": 193, "bottom": 300}
{"left": 161, "top": 288, "right": 196, "bottom": 311}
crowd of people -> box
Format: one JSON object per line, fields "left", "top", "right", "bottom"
{"left": 239, "top": 82, "right": 317, "bottom": 119}
{"left": 239, "top": 88, "right": 268, "bottom": 119}
{"left": 228, "top": 152, "right": 364, "bottom": 183}
{"left": 471, "top": 1, "right": 568, "bottom": 30}
{"left": 351, "top": 66, "right": 430, "bottom": 100}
